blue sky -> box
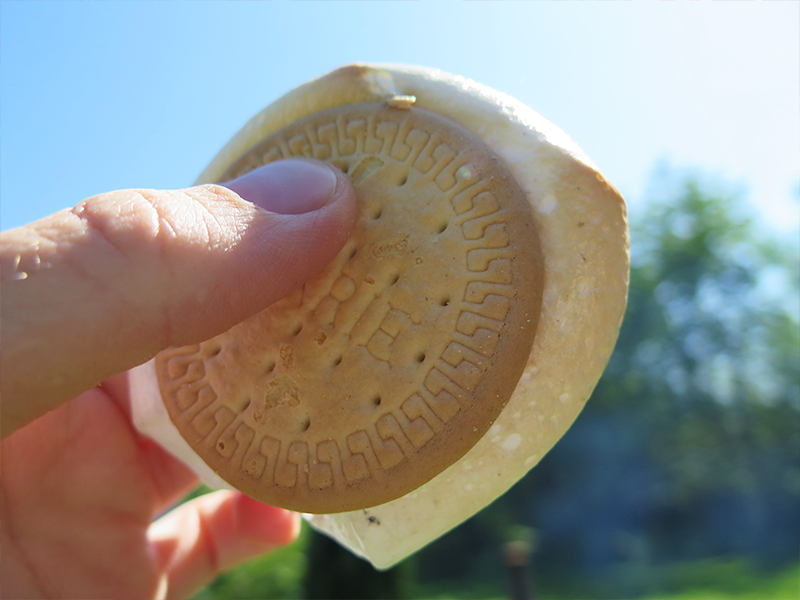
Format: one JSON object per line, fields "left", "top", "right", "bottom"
{"left": 2, "top": 1, "right": 798, "bottom": 238}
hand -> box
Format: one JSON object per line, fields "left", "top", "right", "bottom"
{"left": 0, "top": 159, "right": 357, "bottom": 599}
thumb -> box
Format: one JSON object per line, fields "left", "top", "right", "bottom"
{"left": 0, "top": 159, "right": 357, "bottom": 437}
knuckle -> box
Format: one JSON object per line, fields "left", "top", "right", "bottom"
{"left": 72, "top": 190, "right": 163, "bottom": 255}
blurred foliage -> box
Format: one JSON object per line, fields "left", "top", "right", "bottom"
{"left": 191, "top": 168, "right": 799, "bottom": 599}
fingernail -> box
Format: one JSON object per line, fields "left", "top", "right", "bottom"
{"left": 223, "top": 159, "right": 339, "bottom": 215}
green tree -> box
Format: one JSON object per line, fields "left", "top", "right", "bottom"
{"left": 609, "top": 169, "right": 799, "bottom": 510}
{"left": 415, "top": 168, "right": 800, "bottom": 598}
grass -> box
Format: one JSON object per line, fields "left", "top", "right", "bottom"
{"left": 640, "top": 560, "right": 799, "bottom": 600}
{"left": 415, "top": 559, "right": 799, "bottom": 600}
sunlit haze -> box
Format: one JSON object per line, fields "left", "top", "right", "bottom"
{"left": 2, "top": 2, "right": 798, "bottom": 238}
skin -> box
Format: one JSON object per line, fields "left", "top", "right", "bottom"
{"left": 0, "top": 159, "right": 358, "bottom": 599}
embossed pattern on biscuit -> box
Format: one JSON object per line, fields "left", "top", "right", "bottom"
{"left": 155, "top": 103, "right": 544, "bottom": 513}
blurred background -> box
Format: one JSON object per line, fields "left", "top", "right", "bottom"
{"left": 2, "top": 2, "right": 797, "bottom": 599}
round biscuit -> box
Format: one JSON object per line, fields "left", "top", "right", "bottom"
{"left": 156, "top": 102, "right": 544, "bottom": 513}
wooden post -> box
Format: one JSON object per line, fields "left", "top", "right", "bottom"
{"left": 503, "top": 540, "right": 533, "bottom": 600}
